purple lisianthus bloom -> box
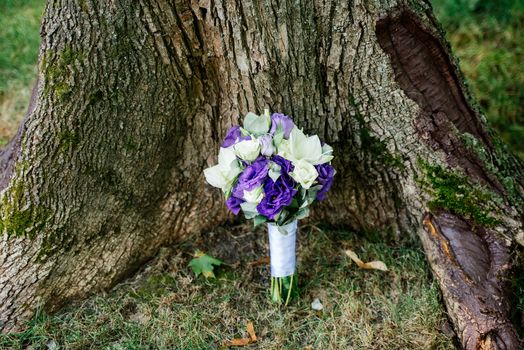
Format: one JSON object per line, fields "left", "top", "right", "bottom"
{"left": 226, "top": 195, "right": 244, "bottom": 215}
{"left": 257, "top": 177, "right": 297, "bottom": 220}
{"left": 271, "top": 155, "right": 294, "bottom": 174}
{"left": 270, "top": 113, "right": 294, "bottom": 139}
{"left": 222, "top": 125, "right": 250, "bottom": 148}
{"left": 259, "top": 134, "right": 274, "bottom": 157}
{"left": 315, "top": 163, "right": 335, "bottom": 201}
{"left": 270, "top": 155, "right": 296, "bottom": 187}
{"left": 232, "top": 157, "right": 269, "bottom": 198}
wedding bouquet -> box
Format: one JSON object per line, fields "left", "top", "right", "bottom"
{"left": 204, "top": 110, "right": 335, "bottom": 304}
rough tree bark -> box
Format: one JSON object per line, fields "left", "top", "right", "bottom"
{"left": 0, "top": 0, "right": 522, "bottom": 348}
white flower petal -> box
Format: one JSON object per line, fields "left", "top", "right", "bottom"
{"left": 290, "top": 159, "right": 318, "bottom": 189}
{"left": 287, "top": 128, "right": 323, "bottom": 164}
{"left": 204, "top": 164, "right": 227, "bottom": 189}
{"left": 243, "top": 185, "right": 264, "bottom": 204}
{"left": 243, "top": 112, "right": 271, "bottom": 135}
{"left": 297, "top": 135, "right": 322, "bottom": 163}
{"left": 234, "top": 139, "right": 261, "bottom": 161}
{"left": 218, "top": 147, "right": 237, "bottom": 166}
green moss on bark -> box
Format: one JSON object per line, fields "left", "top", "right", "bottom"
{"left": 0, "top": 207, "right": 50, "bottom": 238}
{"left": 124, "top": 137, "right": 138, "bottom": 151}
{"left": 58, "top": 129, "right": 80, "bottom": 151}
{"left": 416, "top": 160, "right": 501, "bottom": 226}
{"left": 42, "top": 45, "right": 84, "bottom": 100}
{"left": 349, "top": 95, "right": 405, "bottom": 170}
{"left": 0, "top": 179, "right": 51, "bottom": 238}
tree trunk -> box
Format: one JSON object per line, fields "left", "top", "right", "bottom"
{"left": 1, "top": 0, "right": 522, "bottom": 347}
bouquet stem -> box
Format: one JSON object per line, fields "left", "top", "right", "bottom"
{"left": 270, "top": 274, "right": 298, "bottom": 305}
{"left": 267, "top": 220, "right": 298, "bottom": 305}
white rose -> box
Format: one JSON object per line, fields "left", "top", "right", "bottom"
{"left": 276, "top": 139, "right": 292, "bottom": 159}
{"left": 243, "top": 185, "right": 264, "bottom": 204}
{"left": 234, "top": 139, "right": 261, "bottom": 161}
{"left": 290, "top": 159, "right": 318, "bottom": 189}
{"left": 204, "top": 147, "right": 243, "bottom": 193}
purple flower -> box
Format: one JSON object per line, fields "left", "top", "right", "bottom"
{"left": 270, "top": 113, "right": 295, "bottom": 139}
{"left": 259, "top": 135, "right": 274, "bottom": 157}
{"left": 232, "top": 157, "right": 269, "bottom": 198}
{"left": 222, "top": 125, "right": 250, "bottom": 148}
{"left": 271, "top": 155, "right": 294, "bottom": 174}
{"left": 256, "top": 177, "right": 297, "bottom": 220}
{"left": 270, "top": 155, "right": 296, "bottom": 187}
{"left": 226, "top": 195, "right": 244, "bottom": 215}
{"left": 315, "top": 163, "right": 335, "bottom": 201}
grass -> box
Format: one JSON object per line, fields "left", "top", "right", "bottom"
{"left": 0, "top": 225, "right": 454, "bottom": 349}
{"left": 431, "top": 0, "right": 524, "bottom": 159}
{"left": 0, "top": 0, "right": 44, "bottom": 146}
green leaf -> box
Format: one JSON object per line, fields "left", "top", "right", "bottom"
{"left": 276, "top": 209, "right": 289, "bottom": 226}
{"left": 305, "top": 185, "right": 322, "bottom": 204}
{"left": 253, "top": 215, "right": 267, "bottom": 227}
{"left": 295, "top": 207, "right": 310, "bottom": 220}
{"left": 188, "top": 251, "right": 223, "bottom": 279}
{"left": 273, "top": 123, "right": 284, "bottom": 146}
{"left": 289, "top": 198, "right": 299, "bottom": 209}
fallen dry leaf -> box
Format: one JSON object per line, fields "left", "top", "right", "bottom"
{"left": 228, "top": 338, "right": 250, "bottom": 346}
{"left": 246, "top": 321, "right": 257, "bottom": 342}
{"left": 221, "top": 321, "right": 257, "bottom": 348}
{"left": 345, "top": 249, "right": 388, "bottom": 271}
{"left": 248, "top": 256, "right": 270, "bottom": 267}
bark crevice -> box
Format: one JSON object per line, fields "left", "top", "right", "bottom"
{"left": 422, "top": 212, "right": 521, "bottom": 349}
{"left": 375, "top": 9, "right": 507, "bottom": 195}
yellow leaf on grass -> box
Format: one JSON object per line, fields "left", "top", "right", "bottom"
{"left": 246, "top": 321, "right": 257, "bottom": 342}
{"left": 248, "top": 256, "right": 270, "bottom": 267}
{"left": 221, "top": 321, "right": 257, "bottom": 348}
{"left": 345, "top": 249, "right": 388, "bottom": 271}
{"left": 228, "top": 338, "right": 250, "bottom": 346}
{"left": 202, "top": 270, "right": 214, "bottom": 278}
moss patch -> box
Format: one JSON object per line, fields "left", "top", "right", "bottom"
{"left": 509, "top": 249, "right": 524, "bottom": 334}
{"left": 0, "top": 206, "right": 50, "bottom": 238}
{"left": 0, "top": 180, "right": 51, "bottom": 238}
{"left": 350, "top": 95, "right": 406, "bottom": 170}
{"left": 58, "top": 129, "right": 80, "bottom": 151}
{"left": 416, "top": 160, "right": 501, "bottom": 226}
{"left": 359, "top": 125, "right": 405, "bottom": 169}
{"left": 42, "top": 45, "right": 84, "bottom": 100}
{"left": 124, "top": 137, "right": 138, "bottom": 151}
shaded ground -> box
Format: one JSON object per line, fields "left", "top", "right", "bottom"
{"left": 1, "top": 225, "right": 455, "bottom": 349}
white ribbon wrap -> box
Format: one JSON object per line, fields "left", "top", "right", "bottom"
{"left": 267, "top": 220, "right": 297, "bottom": 277}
